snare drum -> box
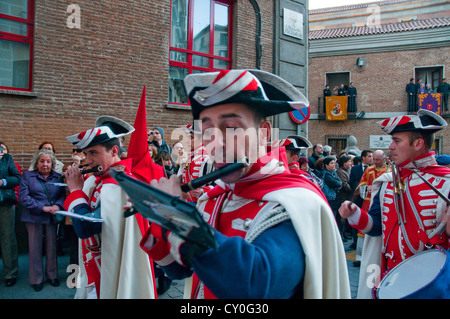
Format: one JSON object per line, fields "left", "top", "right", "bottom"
{"left": 374, "top": 247, "right": 450, "bottom": 299}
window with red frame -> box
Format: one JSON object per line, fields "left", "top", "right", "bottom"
{"left": 169, "top": 0, "right": 233, "bottom": 104}
{"left": 0, "top": 0, "right": 34, "bottom": 91}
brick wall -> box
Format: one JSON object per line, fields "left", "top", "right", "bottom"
{"left": 308, "top": 47, "right": 450, "bottom": 155}
{"left": 0, "top": 0, "right": 275, "bottom": 169}
{"left": 233, "top": 0, "right": 273, "bottom": 71}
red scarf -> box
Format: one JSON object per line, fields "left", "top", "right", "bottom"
{"left": 191, "top": 148, "right": 326, "bottom": 298}
{"left": 397, "top": 152, "right": 450, "bottom": 178}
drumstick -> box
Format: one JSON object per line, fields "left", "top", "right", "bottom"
{"left": 387, "top": 158, "right": 407, "bottom": 225}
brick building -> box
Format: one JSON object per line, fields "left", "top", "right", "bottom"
{"left": 1, "top": 0, "right": 310, "bottom": 169}
{"left": 1, "top": 0, "right": 309, "bottom": 251}
{"left": 307, "top": 0, "right": 450, "bottom": 156}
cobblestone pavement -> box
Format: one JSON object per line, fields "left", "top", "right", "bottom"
{"left": 0, "top": 238, "right": 360, "bottom": 299}
{"left": 158, "top": 238, "right": 361, "bottom": 299}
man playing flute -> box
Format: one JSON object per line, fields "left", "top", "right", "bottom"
{"left": 140, "top": 69, "right": 351, "bottom": 299}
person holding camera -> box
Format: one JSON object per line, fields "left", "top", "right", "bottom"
{"left": 0, "top": 142, "right": 21, "bottom": 287}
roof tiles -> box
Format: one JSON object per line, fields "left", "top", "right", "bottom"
{"left": 309, "top": 17, "right": 450, "bottom": 40}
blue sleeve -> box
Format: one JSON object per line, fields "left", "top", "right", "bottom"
{"left": 4, "top": 155, "right": 21, "bottom": 188}
{"left": 366, "top": 188, "right": 382, "bottom": 236}
{"left": 50, "top": 176, "right": 66, "bottom": 210}
{"left": 18, "top": 173, "right": 45, "bottom": 214}
{"left": 71, "top": 204, "right": 102, "bottom": 239}
{"left": 191, "top": 220, "right": 305, "bottom": 299}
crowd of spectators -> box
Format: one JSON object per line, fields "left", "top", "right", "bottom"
{"left": 1, "top": 126, "right": 450, "bottom": 293}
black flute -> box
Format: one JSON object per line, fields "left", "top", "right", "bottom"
{"left": 80, "top": 166, "right": 103, "bottom": 174}
{"left": 180, "top": 157, "right": 249, "bottom": 192}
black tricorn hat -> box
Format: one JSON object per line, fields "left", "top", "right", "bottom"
{"left": 184, "top": 69, "right": 309, "bottom": 120}
{"left": 272, "top": 135, "right": 312, "bottom": 150}
{"left": 66, "top": 116, "right": 134, "bottom": 149}
{"left": 377, "top": 109, "right": 447, "bottom": 135}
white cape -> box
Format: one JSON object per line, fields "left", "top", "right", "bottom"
{"left": 264, "top": 187, "right": 351, "bottom": 299}
{"left": 74, "top": 176, "right": 155, "bottom": 299}
{"left": 188, "top": 185, "right": 351, "bottom": 299}
{"left": 356, "top": 173, "right": 390, "bottom": 299}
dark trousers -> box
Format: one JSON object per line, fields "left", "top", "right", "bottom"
{"left": 329, "top": 199, "right": 344, "bottom": 236}
{"left": 443, "top": 94, "right": 448, "bottom": 112}
{"left": 348, "top": 96, "right": 357, "bottom": 113}
{"left": 0, "top": 205, "right": 18, "bottom": 280}
{"left": 407, "top": 94, "right": 417, "bottom": 112}
{"left": 25, "top": 222, "right": 58, "bottom": 285}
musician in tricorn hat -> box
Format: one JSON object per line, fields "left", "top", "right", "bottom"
{"left": 63, "top": 116, "right": 156, "bottom": 299}
{"left": 140, "top": 69, "right": 351, "bottom": 298}
{"left": 271, "top": 136, "right": 319, "bottom": 186}
{"left": 271, "top": 136, "right": 311, "bottom": 174}
{"left": 339, "top": 109, "right": 450, "bottom": 299}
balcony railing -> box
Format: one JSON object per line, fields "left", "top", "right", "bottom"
{"left": 316, "top": 94, "right": 450, "bottom": 120}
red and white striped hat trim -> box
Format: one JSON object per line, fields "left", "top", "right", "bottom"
{"left": 272, "top": 138, "right": 303, "bottom": 149}
{"left": 377, "top": 109, "right": 447, "bottom": 134}
{"left": 378, "top": 115, "right": 416, "bottom": 134}
{"left": 186, "top": 70, "right": 266, "bottom": 107}
{"left": 66, "top": 126, "right": 116, "bottom": 149}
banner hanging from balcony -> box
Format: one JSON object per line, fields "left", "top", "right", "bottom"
{"left": 326, "top": 96, "right": 348, "bottom": 121}
{"left": 418, "top": 93, "right": 442, "bottom": 116}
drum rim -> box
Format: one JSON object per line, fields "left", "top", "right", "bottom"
{"left": 375, "top": 247, "right": 448, "bottom": 299}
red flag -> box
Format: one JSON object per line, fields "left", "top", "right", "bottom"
{"left": 127, "top": 87, "right": 165, "bottom": 298}
{"left": 128, "top": 86, "right": 165, "bottom": 183}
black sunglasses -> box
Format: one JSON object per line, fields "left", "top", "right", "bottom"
{"left": 73, "top": 148, "right": 83, "bottom": 153}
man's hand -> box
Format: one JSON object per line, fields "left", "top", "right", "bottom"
{"left": 190, "top": 188, "right": 203, "bottom": 199}
{"left": 64, "top": 163, "right": 84, "bottom": 192}
{"left": 150, "top": 174, "right": 182, "bottom": 198}
{"left": 339, "top": 200, "right": 358, "bottom": 219}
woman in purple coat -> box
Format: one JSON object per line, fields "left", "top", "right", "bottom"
{"left": 19, "top": 149, "right": 66, "bottom": 291}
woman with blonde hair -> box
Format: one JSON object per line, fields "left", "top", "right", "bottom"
{"left": 19, "top": 149, "right": 66, "bottom": 291}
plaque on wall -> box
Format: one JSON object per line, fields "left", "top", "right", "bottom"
{"left": 283, "top": 8, "right": 303, "bottom": 40}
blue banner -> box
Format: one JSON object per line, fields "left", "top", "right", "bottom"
{"left": 418, "top": 93, "right": 442, "bottom": 115}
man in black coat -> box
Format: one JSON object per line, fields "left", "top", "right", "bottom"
{"left": 347, "top": 82, "right": 357, "bottom": 113}
{"left": 337, "top": 84, "right": 347, "bottom": 96}
{"left": 349, "top": 150, "right": 373, "bottom": 208}
{"left": 406, "top": 78, "right": 417, "bottom": 113}
{"left": 0, "top": 149, "right": 21, "bottom": 287}
{"left": 308, "top": 144, "right": 324, "bottom": 169}
{"left": 323, "top": 85, "right": 332, "bottom": 113}
{"left": 348, "top": 149, "right": 373, "bottom": 250}
{"left": 437, "top": 78, "right": 449, "bottom": 112}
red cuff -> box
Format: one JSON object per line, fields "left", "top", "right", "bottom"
{"left": 349, "top": 208, "right": 370, "bottom": 231}
{"left": 63, "top": 190, "right": 89, "bottom": 211}
{"left": 357, "top": 211, "right": 368, "bottom": 230}
{"left": 140, "top": 224, "right": 172, "bottom": 264}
